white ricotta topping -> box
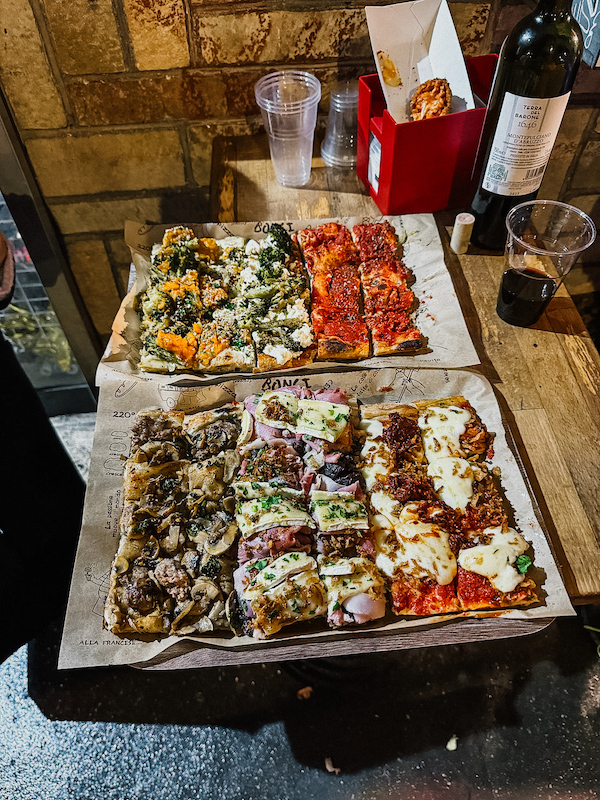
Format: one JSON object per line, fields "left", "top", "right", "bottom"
{"left": 245, "top": 239, "right": 260, "bottom": 256}
{"left": 262, "top": 342, "right": 296, "bottom": 365}
{"left": 265, "top": 297, "right": 309, "bottom": 325}
{"left": 291, "top": 323, "right": 314, "bottom": 348}
{"left": 457, "top": 526, "right": 529, "bottom": 593}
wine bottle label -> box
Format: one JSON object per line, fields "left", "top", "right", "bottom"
{"left": 482, "top": 92, "right": 570, "bottom": 197}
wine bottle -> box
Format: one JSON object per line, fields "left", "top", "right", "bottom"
{"left": 469, "top": 0, "right": 583, "bottom": 250}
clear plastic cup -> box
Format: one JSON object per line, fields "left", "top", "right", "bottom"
{"left": 497, "top": 200, "right": 597, "bottom": 327}
{"left": 321, "top": 80, "right": 359, "bottom": 168}
{"left": 254, "top": 70, "right": 321, "bottom": 187}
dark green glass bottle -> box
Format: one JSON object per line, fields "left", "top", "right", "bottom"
{"left": 469, "top": 0, "right": 583, "bottom": 250}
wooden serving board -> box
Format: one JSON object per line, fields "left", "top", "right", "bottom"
{"left": 132, "top": 618, "right": 553, "bottom": 670}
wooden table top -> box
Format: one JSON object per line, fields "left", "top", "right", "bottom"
{"left": 209, "top": 132, "right": 600, "bottom": 606}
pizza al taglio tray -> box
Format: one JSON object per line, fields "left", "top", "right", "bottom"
{"left": 58, "top": 367, "right": 574, "bottom": 670}
{"left": 97, "top": 215, "right": 479, "bottom": 387}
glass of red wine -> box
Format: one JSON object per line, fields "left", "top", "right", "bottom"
{"left": 497, "top": 200, "right": 596, "bottom": 327}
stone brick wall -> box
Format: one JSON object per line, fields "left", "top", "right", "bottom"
{"left": 0, "top": 0, "right": 598, "bottom": 344}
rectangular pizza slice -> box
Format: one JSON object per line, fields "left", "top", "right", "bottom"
{"left": 367, "top": 310, "right": 425, "bottom": 356}
{"left": 351, "top": 222, "right": 424, "bottom": 355}
{"left": 317, "top": 555, "right": 387, "bottom": 627}
{"left": 105, "top": 407, "right": 243, "bottom": 637}
{"left": 359, "top": 264, "right": 416, "bottom": 316}
{"left": 233, "top": 552, "right": 327, "bottom": 638}
{"left": 456, "top": 524, "right": 538, "bottom": 611}
{"left": 370, "top": 500, "right": 460, "bottom": 615}
{"left": 296, "top": 223, "right": 371, "bottom": 361}
{"left": 233, "top": 225, "right": 317, "bottom": 372}
{"left": 351, "top": 219, "right": 406, "bottom": 266}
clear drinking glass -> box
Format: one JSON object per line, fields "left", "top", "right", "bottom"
{"left": 496, "top": 200, "right": 596, "bottom": 327}
{"left": 254, "top": 70, "right": 321, "bottom": 188}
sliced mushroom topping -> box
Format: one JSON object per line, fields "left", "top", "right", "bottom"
{"left": 181, "top": 549, "right": 201, "bottom": 576}
{"left": 222, "top": 494, "right": 236, "bottom": 515}
{"left": 225, "top": 591, "right": 244, "bottom": 636}
{"left": 141, "top": 535, "right": 160, "bottom": 560}
{"left": 114, "top": 555, "right": 129, "bottom": 575}
{"left": 188, "top": 463, "right": 225, "bottom": 500}
{"left": 223, "top": 449, "right": 241, "bottom": 484}
{"left": 119, "top": 536, "right": 151, "bottom": 562}
{"left": 205, "top": 522, "right": 238, "bottom": 556}
{"left": 190, "top": 577, "right": 222, "bottom": 614}
{"left": 171, "top": 599, "right": 196, "bottom": 629}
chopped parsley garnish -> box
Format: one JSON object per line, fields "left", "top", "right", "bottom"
{"left": 260, "top": 495, "right": 281, "bottom": 510}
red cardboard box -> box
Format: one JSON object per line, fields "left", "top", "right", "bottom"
{"left": 357, "top": 54, "right": 497, "bottom": 215}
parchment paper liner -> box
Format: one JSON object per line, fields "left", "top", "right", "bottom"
{"left": 58, "top": 367, "right": 574, "bottom": 670}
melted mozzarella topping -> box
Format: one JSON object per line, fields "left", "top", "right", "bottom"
{"left": 418, "top": 405, "right": 471, "bottom": 459}
{"left": 374, "top": 502, "right": 457, "bottom": 585}
{"left": 458, "top": 526, "right": 529, "bottom": 593}
{"left": 360, "top": 418, "right": 391, "bottom": 490}
{"left": 427, "top": 457, "right": 475, "bottom": 511}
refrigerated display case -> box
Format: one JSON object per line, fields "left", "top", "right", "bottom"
{"left": 0, "top": 93, "right": 99, "bottom": 416}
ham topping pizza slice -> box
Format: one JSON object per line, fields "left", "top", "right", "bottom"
{"left": 234, "top": 552, "right": 327, "bottom": 638}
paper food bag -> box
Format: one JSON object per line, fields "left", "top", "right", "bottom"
{"left": 366, "top": 0, "right": 475, "bottom": 124}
